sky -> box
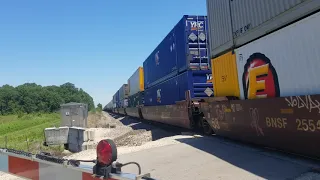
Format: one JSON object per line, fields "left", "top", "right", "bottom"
{"left": 0, "top": 0, "right": 207, "bottom": 107}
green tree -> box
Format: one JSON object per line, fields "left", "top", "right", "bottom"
{"left": 96, "top": 103, "right": 103, "bottom": 111}
{"left": 0, "top": 82, "right": 95, "bottom": 115}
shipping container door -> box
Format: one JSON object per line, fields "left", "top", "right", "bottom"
{"left": 212, "top": 51, "right": 240, "bottom": 97}
{"left": 178, "top": 70, "right": 213, "bottom": 101}
{"left": 235, "top": 11, "right": 320, "bottom": 100}
{"left": 143, "top": 30, "right": 178, "bottom": 88}
{"left": 176, "top": 16, "right": 210, "bottom": 73}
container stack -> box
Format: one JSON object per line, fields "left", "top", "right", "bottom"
{"left": 112, "top": 91, "right": 118, "bottom": 110}
{"left": 118, "top": 84, "right": 129, "bottom": 108}
{"left": 127, "top": 67, "right": 145, "bottom": 108}
{"left": 207, "top": 0, "right": 320, "bottom": 99}
{"left": 143, "top": 15, "right": 214, "bottom": 106}
{"left": 103, "top": 100, "right": 113, "bottom": 111}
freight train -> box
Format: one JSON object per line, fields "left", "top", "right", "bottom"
{"left": 104, "top": 0, "right": 320, "bottom": 159}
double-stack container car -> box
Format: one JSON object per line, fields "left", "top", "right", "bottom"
{"left": 106, "top": 1, "right": 320, "bottom": 160}
{"left": 143, "top": 15, "right": 212, "bottom": 89}
{"left": 117, "top": 84, "right": 129, "bottom": 115}
{"left": 140, "top": 15, "right": 213, "bottom": 127}
{"left": 126, "top": 67, "right": 145, "bottom": 118}
{"left": 204, "top": 0, "right": 320, "bottom": 159}
{"left": 103, "top": 100, "right": 113, "bottom": 111}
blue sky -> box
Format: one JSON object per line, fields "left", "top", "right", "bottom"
{"left": 0, "top": 0, "right": 207, "bottom": 106}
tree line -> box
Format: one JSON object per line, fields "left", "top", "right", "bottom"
{"left": 0, "top": 82, "right": 96, "bottom": 115}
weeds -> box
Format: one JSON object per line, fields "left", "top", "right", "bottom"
{"left": 0, "top": 113, "right": 62, "bottom": 154}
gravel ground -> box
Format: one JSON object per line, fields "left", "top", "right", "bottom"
{"left": 66, "top": 134, "right": 193, "bottom": 161}
{"left": 0, "top": 173, "right": 21, "bottom": 180}
{"left": 65, "top": 111, "right": 178, "bottom": 160}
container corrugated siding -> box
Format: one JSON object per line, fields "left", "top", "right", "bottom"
{"left": 212, "top": 51, "right": 240, "bottom": 98}
{"left": 144, "top": 70, "right": 213, "bottom": 106}
{"left": 112, "top": 93, "right": 117, "bottom": 104}
{"left": 128, "top": 67, "right": 144, "bottom": 96}
{"left": 206, "top": 0, "right": 320, "bottom": 57}
{"left": 128, "top": 91, "right": 144, "bottom": 108}
{"left": 144, "top": 75, "right": 180, "bottom": 106}
{"left": 118, "top": 84, "right": 129, "bottom": 101}
{"left": 115, "top": 90, "right": 120, "bottom": 108}
{"left": 105, "top": 100, "right": 113, "bottom": 109}
{"left": 206, "top": 0, "right": 233, "bottom": 58}
{"left": 235, "top": 11, "right": 320, "bottom": 100}
{"left": 144, "top": 15, "right": 210, "bottom": 89}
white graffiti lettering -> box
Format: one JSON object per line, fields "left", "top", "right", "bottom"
{"left": 285, "top": 95, "right": 320, "bottom": 114}
{"left": 249, "top": 108, "right": 264, "bottom": 136}
{"left": 231, "top": 104, "right": 243, "bottom": 112}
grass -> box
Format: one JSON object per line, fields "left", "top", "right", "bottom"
{"left": 0, "top": 113, "right": 63, "bottom": 154}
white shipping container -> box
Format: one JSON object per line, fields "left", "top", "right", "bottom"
{"left": 235, "top": 11, "right": 320, "bottom": 100}
{"left": 128, "top": 67, "right": 144, "bottom": 96}
{"left": 206, "top": 0, "right": 320, "bottom": 57}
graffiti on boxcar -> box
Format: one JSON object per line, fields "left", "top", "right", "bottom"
{"left": 285, "top": 95, "right": 320, "bottom": 114}
{"left": 211, "top": 118, "right": 221, "bottom": 130}
{"left": 231, "top": 103, "right": 243, "bottom": 112}
{"left": 249, "top": 108, "right": 264, "bottom": 136}
{"left": 215, "top": 104, "right": 226, "bottom": 121}
{"left": 242, "top": 53, "right": 280, "bottom": 99}
{"left": 155, "top": 51, "right": 160, "bottom": 65}
{"left": 156, "top": 89, "right": 161, "bottom": 103}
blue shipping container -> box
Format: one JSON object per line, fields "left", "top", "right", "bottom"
{"left": 143, "top": 15, "right": 210, "bottom": 89}
{"left": 144, "top": 70, "right": 213, "bottom": 106}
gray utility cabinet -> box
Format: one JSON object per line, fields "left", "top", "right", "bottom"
{"left": 60, "top": 102, "right": 88, "bottom": 128}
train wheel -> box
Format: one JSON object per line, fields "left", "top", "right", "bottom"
{"left": 202, "top": 118, "right": 213, "bottom": 135}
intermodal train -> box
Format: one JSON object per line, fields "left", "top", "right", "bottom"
{"left": 104, "top": 0, "right": 320, "bottom": 159}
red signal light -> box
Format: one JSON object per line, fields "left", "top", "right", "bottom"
{"left": 96, "top": 139, "right": 117, "bottom": 166}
